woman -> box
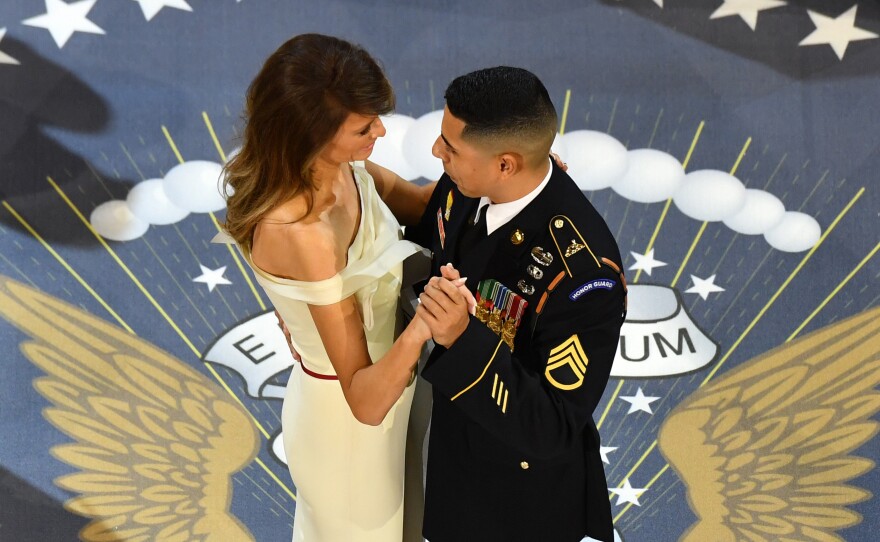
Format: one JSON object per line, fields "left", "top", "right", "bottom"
{"left": 223, "top": 34, "right": 437, "bottom": 541}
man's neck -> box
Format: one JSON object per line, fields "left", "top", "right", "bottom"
{"left": 489, "top": 159, "right": 551, "bottom": 204}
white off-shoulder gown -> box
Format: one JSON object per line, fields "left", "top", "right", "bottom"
{"left": 241, "top": 162, "right": 424, "bottom": 541}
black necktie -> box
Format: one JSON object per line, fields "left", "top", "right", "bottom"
{"left": 456, "top": 205, "right": 488, "bottom": 261}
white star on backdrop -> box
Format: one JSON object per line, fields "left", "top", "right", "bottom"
{"left": 132, "top": 0, "right": 193, "bottom": 22}
{"left": 628, "top": 249, "right": 667, "bottom": 276}
{"left": 0, "top": 28, "right": 19, "bottom": 65}
{"left": 710, "top": 0, "right": 787, "bottom": 31}
{"left": 193, "top": 265, "right": 231, "bottom": 292}
{"left": 23, "top": 0, "right": 105, "bottom": 49}
{"left": 620, "top": 387, "right": 660, "bottom": 415}
{"left": 609, "top": 479, "right": 647, "bottom": 506}
{"left": 685, "top": 274, "right": 725, "bottom": 300}
{"left": 600, "top": 446, "right": 618, "bottom": 464}
{"left": 799, "top": 4, "right": 878, "bottom": 60}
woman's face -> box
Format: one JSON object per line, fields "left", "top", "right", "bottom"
{"left": 322, "top": 113, "right": 386, "bottom": 164}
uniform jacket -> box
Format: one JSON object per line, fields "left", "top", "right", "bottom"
{"left": 406, "top": 161, "right": 626, "bottom": 542}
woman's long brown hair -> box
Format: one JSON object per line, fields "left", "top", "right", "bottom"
{"left": 223, "top": 34, "right": 394, "bottom": 252}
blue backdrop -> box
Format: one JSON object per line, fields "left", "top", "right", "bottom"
{"left": 1, "top": 1, "right": 878, "bottom": 541}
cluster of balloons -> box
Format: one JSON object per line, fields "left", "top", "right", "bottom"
{"left": 90, "top": 160, "right": 227, "bottom": 241}
{"left": 91, "top": 111, "right": 820, "bottom": 252}
{"left": 372, "top": 112, "right": 821, "bottom": 253}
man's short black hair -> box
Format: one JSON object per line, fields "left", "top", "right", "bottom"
{"left": 444, "top": 66, "right": 558, "bottom": 160}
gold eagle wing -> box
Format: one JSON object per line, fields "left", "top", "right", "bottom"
{"left": 0, "top": 276, "right": 259, "bottom": 541}
{"left": 658, "top": 306, "right": 880, "bottom": 542}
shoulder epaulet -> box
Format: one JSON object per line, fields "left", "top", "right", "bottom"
{"left": 548, "top": 215, "right": 601, "bottom": 277}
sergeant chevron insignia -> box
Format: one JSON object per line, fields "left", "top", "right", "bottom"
{"left": 545, "top": 334, "right": 589, "bottom": 390}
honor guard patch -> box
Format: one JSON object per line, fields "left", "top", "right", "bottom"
{"left": 569, "top": 279, "right": 616, "bottom": 301}
{"left": 545, "top": 335, "right": 588, "bottom": 390}
{"left": 475, "top": 279, "right": 528, "bottom": 351}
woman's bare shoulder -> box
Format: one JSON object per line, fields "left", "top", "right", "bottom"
{"left": 251, "top": 198, "right": 343, "bottom": 281}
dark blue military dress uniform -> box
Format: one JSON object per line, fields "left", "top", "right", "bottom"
{"left": 406, "top": 160, "right": 626, "bottom": 542}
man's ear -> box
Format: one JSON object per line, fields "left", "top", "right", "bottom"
{"left": 498, "top": 153, "right": 523, "bottom": 179}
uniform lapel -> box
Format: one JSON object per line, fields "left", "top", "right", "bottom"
{"left": 455, "top": 161, "right": 566, "bottom": 294}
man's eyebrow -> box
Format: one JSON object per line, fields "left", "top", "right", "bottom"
{"left": 440, "top": 132, "right": 455, "bottom": 151}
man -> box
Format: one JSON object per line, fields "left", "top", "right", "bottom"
{"left": 406, "top": 66, "right": 626, "bottom": 542}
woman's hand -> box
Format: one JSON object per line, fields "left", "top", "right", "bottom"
{"left": 550, "top": 152, "right": 568, "bottom": 172}
{"left": 440, "top": 263, "right": 476, "bottom": 315}
{"left": 275, "top": 309, "right": 301, "bottom": 362}
{"left": 408, "top": 311, "right": 433, "bottom": 343}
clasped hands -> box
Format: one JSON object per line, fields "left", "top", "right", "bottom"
{"left": 413, "top": 263, "right": 477, "bottom": 348}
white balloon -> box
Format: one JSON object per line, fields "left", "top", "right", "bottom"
{"left": 127, "top": 179, "right": 189, "bottom": 225}
{"left": 673, "top": 169, "right": 746, "bottom": 221}
{"left": 162, "top": 160, "right": 226, "bottom": 213}
{"left": 550, "top": 133, "right": 568, "bottom": 159}
{"left": 560, "top": 130, "right": 627, "bottom": 190}
{"left": 612, "top": 149, "right": 684, "bottom": 203}
{"left": 402, "top": 110, "right": 444, "bottom": 181}
{"left": 723, "top": 189, "right": 786, "bottom": 235}
{"left": 90, "top": 200, "right": 150, "bottom": 241}
{"left": 370, "top": 114, "right": 420, "bottom": 180}
{"left": 764, "top": 212, "right": 821, "bottom": 252}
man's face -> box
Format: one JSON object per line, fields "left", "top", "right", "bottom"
{"left": 432, "top": 106, "right": 498, "bottom": 198}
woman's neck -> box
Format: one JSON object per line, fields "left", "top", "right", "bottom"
{"left": 311, "top": 156, "right": 346, "bottom": 190}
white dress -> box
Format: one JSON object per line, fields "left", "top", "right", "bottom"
{"left": 242, "top": 163, "right": 425, "bottom": 541}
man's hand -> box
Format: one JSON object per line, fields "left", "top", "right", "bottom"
{"left": 275, "top": 309, "right": 301, "bottom": 362}
{"left": 417, "top": 276, "right": 470, "bottom": 347}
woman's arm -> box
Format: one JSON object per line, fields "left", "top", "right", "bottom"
{"left": 308, "top": 298, "right": 428, "bottom": 425}
{"left": 365, "top": 160, "right": 437, "bottom": 227}
{"left": 254, "top": 219, "right": 430, "bottom": 426}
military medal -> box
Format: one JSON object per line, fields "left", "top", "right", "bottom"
{"left": 474, "top": 279, "right": 529, "bottom": 350}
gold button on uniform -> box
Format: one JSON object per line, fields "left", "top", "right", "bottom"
{"left": 554, "top": 218, "right": 564, "bottom": 229}
{"left": 520, "top": 461, "right": 529, "bottom": 470}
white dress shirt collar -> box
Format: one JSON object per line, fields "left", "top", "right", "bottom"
{"left": 474, "top": 159, "right": 553, "bottom": 235}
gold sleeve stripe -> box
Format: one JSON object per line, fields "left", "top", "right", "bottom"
{"left": 502, "top": 390, "right": 509, "bottom": 413}
{"left": 492, "top": 373, "right": 499, "bottom": 398}
{"left": 451, "top": 338, "right": 506, "bottom": 401}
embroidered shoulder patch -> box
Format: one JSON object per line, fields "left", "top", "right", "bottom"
{"left": 569, "top": 279, "right": 616, "bottom": 301}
